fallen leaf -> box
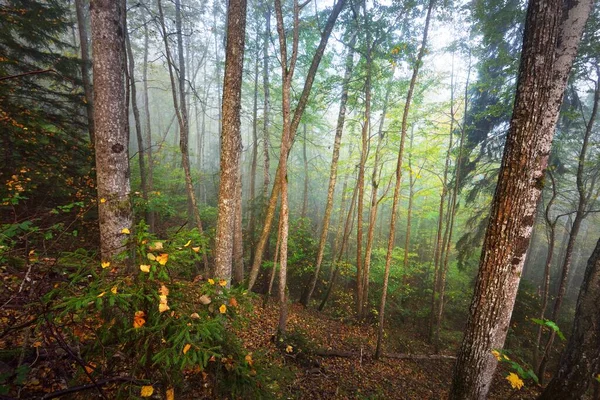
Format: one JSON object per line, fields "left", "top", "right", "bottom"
{"left": 121, "top": 228, "right": 130, "bottom": 234}
{"left": 101, "top": 261, "right": 110, "bottom": 269}
{"left": 245, "top": 353, "right": 254, "bottom": 366}
{"left": 183, "top": 343, "right": 191, "bottom": 354}
{"left": 149, "top": 241, "right": 163, "bottom": 251}
{"left": 192, "top": 247, "right": 200, "bottom": 253}
{"left": 85, "top": 362, "right": 96, "bottom": 374}
{"left": 506, "top": 373, "right": 524, "bottom": 390}
{"left": 229, "top": 297, "right": 238, "bottom": 307}
{"left": 219, "top": 304, "right": 227, "bottom": 314}
{"left": 100, "top": 198, "right": 106, "bottom": 203}
{"left": 184, "top": 240, "right": 192, "bottom": 247}
{"left": 133, "top": 311, "right": 146, "bottom": 328}
{"left": 111, "top": 286, "right": 118, "bottom": 294}
{"left": 159, "top": 285, "right": 169, "bottom": 296}
{"left": 140, "top": 385, "right": 154, "bottom": 397}
{"left": 218, "top": 279, "right": 227, "bottom": 287}
{"left": 285, "top": 345, "right": 293, "bottom": 353}
{"left": 166, "top": 387, "right": 175, "bottom": 400}
{"left": 190, "top": 312, "right": 200, "bottom": 319}
{"left": 97, "top": 292, "right": 106, "bottom": 298}
{"left": 207, "top": 279, "right": 215, "bottom": 285}
{"left": 147, "top": 253, "right": 156, "bottom": 261}
{"left": 159, "top": 303, "right": 170, "bottom": 313}
{"left": 199, "top": 295, "right": 211, "bottom": 305}
{"left": 156, "top": 253, "right": 168, "bottom": 265}
{"left": 140, "top": 264, "right": 151, "bottom": 273}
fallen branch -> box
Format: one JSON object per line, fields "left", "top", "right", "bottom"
{"left": 315, "top": 348, "right": 456, "bottom": 361}
{"left": 41, "top": 377, "right": 144, "bottom": 400}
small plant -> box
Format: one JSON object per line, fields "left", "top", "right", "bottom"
{"left": 491, "top": 349, "right": 538, "bottom": 390}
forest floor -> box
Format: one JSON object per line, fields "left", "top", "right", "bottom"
{"left": 0, "top": 261, "right": 543, "bottom": 400}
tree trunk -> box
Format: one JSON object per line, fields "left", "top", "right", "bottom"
{"left": 448, "top": 0, "right": 591, "bottom": 397}
{"left": 90, "top": 0, "right": 133, "bottom": 264}
{"left": 403, "top": 129, "right": 416, "bottom": 282}
{"left": 375, "top": 0, "right": 434, "bottom": 359}
{"left": 74, "top": 0, "right": 95, "bottom": 145}
{"left": 246, "top": 0, "right": 347, "bottom": 291}
{"left": 537, "top": 236, "right": 600, "bottom": 399}
{"left": 157, "top": 0, "right": 209, "bottom": 271}
{"left": 262, "top": 2, "right": 271, "bottom": 201}
{"left": 533, "top": 171, "right": 558, "bottom": 373}
{"left": 142, "top": 19, "right": 155, "bottom": 233}
{"left": 301, "top": 124, "right": 309, "bottom": 219}
{"left": 301, "top": 33, "right": 355, "bottom": 306}
{"left": 320, "top": 168, "right": 359, "bottom": 311}
{"left": 214, "top": 0, "right": 247, "bottom": 284}
{"left": 124, "top": 21, "right": 149, "bottom": 228}
{"left": 233, "top": 165, "right": 244, "bottom": 284}
{"left": 248, "top": 24, "right": 260, "bottom": 263}
{"left": 538, "top": 64, "right": 599, "bottom": 383}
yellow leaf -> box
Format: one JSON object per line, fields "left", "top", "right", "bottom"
{"left": 159, "top": 303, "right": 170, "bottom": 313}
{"left": 121, "top": 228, "right": 130, "bottom": 235}
{"left": 219, "top": 304, "right": 227, "bottom": 314}
{"left": 97, "top": 292, "right": 106, "bottom": 298}
{"left": 101, "top": 261, "right": 110, "bottom": 269}
{"left": 140, "top": 385, "right": 154, "bottom": 397}
{"left": 133, "top": 311, "right": 146, "bottom": 328}
{"left": 156, "top": 253, "right": 169, "bottom": 265}
{"left": 183, "top": 343, "right": 191, "bottom": 354}
{"left": 285, "top": 345, "right": 293, "bottom": 353}
{"left": 184, "top": 240, "right": 192, "bottom": 247}
{"left": 192, "top": 247, "right": 200, "bottom": 253}
{"left": 218, "top": 279, "right": 227, "bottom": 287}
{"left": 100, "top": 198, "right": 106, "bottom": 204}
{"left": 111, "top": 286, "right": 118, "bottom": 294}
{"left": 207, "top": 279, "right": 215, "bottom": 285}
{"left": 506, "top": 373, "right": 524, "bottom": 390}
{"left": 491, "top": 350, "right": 501, "bottom": 361}
{"left": 245, "top": 353, "right": 254, "bottom": 366}
{"left": 147, "top": 253, "right": 156, "bottom": 261}
{"left": 140, "top": 264, "right": 151, "bottom": 273}
{"left": 159, "top": 285, "right": 169, "bottom": 296}
{"left": 149, "top": 241, "right": 163, "bottom": 251}
{"left": 166, "top": 387, "right": 175, "bottom": 400}
{"left": 32, "top": 341, "right": 42, "bottom": 348}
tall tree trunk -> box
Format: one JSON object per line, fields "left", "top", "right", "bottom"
{"left": 142, "top": 19, "right": 155, "bottom": 233}
{"left": 533, "top": 171, "right": 559, "bottom": 373}
{"left": 403, "top": 129, "right": 416, "bottom": 282}
{"left": 157, "top": 0, "right": 209, "bottom": 271}
{"left": 90, "top": 0, "right": 133, "bottom": 264}
{"left": 361, "top": 70, "right": 393, "bottom": 319}
{"left": 124, "top": 21, "right": 149, "bottom": 228}
{"left": 214, "top": 0, "right": 247, "bottom": 284}
{"left": 538, "top": 64, "right": 599, "bottom": 383}
{"left": 320, "top": 168, "right": 360, "bottom": 311}
{"left": 248, "top": 25, "right": 260, "bottom": 263}
{"left": 246, "top": 0, "right": 346, "bottom": 291}
{"left": 213, "top": 1, "right": 223, "bottom": 157}
{"left": 537, "top": 236, "right": 600, "bottom": 399}
{"left": 375, "top": 0, "right": 434, "bottom": 359}
{"left": 355, "top": 5, "right": 372, "bottom": 318}
{"left": 301, "top": 124, "right": 309, "bottom": 219}
{"left": 233, "top": 166, "right": 244, "bottom": 284}
{"left": 262, "top": 2, "right": 271, "bottom": 201}
{"left": 448, "top": 0, "right": 591, "bottom": 397}
{"left": 301, "top": 33, "right": 355, "bottom": 306}
{"left": 433, "top": 61, "right": 457, "bottom": 351}
{"left": 74, "top": 0, "right": 95, "bottom": 145}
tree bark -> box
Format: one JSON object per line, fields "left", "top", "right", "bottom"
{"left": 537, "top": 236, "right": 600, "bottom": 399}
{"left": 214, "top": 0, "right": 247, "bottom": 284}
{"left": 90, "top": 0, "right": 133, "bottom": 264}
{"left": 375, "top": 0, "right": 434, "bottom": 359}
{"left": 262, "top": 2, "right": 271, "bottom": 201}
{"left": 142, "top": 18, "right": 155, "bottom": 233}
{"left": 448, "top": 0, "right": 591, "bottom": 397}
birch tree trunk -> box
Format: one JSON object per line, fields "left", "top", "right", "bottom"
{"left": 214, "top": 0, "right": 247, "bottom": 284}
{"left": 90, "top": 0, "right": 133, "bottom": 264}
{"left": 448, "top": 0, "right": 592, "bottom": 397}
